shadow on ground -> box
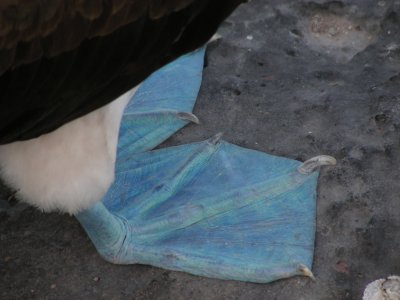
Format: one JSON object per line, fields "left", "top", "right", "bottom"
{"left": 1, "top": 0, "right": 400, "bottom": 299}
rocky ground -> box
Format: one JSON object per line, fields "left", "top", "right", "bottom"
{"left": 2, "top": 0, "right": 400, "bottom": 299}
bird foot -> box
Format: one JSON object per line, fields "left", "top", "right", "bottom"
{"left": 76, "top": 47, "right": 335, "bottom": 283}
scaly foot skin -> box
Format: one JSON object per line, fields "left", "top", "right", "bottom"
{"left": 76, "top": 47, "right": 336, "bottom": 283}
{"left": 77, "top": 133, "right": 335, "bottom": 283}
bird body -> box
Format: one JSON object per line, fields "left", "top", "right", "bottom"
{"left": 0, "top": 0, "right": 333, "bottom": 284}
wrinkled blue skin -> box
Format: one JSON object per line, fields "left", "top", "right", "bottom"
{"left": 76, "top": 47, "right": 320, "bottom": 283}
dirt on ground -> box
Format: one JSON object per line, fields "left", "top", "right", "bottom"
{"left": 1, "top": 1, "right": 400, "bottom": 299}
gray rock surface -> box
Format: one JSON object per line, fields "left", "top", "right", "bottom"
{"left": 1, "top": 1, "right": 400, "bottom": 299}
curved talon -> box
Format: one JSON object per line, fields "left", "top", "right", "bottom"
{"left": 298, "top": 264, "right": 316, "bottom": 281}
{"left": 208, "top": 132, "right": 223, "bottom": 145}
{"left": 298, "top": 155, "right": 336, "bottom": 174}
{"left": 177, "top": 112, "right": 200, "bottom": 124}
{"left": 208, "top": 33, "right": 222, "bottom": 44}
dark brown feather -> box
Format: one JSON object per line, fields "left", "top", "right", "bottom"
{"left": 0, "top": 0, "right": 195, "bottom": 67}
{"left": 0, "top": 0, "right": 244, "bottom": 144}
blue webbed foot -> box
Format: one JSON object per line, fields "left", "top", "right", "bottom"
{"left": 75, "top": 47, "right": 335, "bottom": 283}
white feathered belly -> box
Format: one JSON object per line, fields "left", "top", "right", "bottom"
{"left": 0, "top": 86, "right": 138, "bottom": 214}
